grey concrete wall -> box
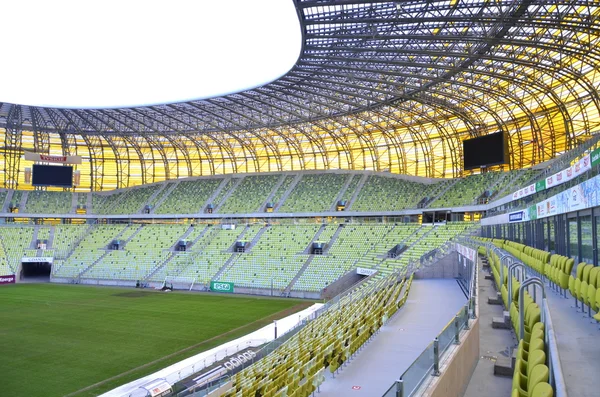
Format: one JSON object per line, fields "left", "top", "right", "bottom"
{"left": 321, "top": 269, "right": 363, "bottom": 300}
{"left": 415, "top": 251, "right": 461, "bottom": 279}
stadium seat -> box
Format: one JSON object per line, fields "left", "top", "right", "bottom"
{"left": 531, "top": 382, "right": 554, "bottom": 397}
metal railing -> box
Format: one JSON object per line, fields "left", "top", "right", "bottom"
{"left": 482, "top": 240, "right": 567, "bottom": 397}
{"left": 175, "top": 269, "right": 385, "bottom": 397}
{"left": 381, "top": 240, "right": 478, "bottom": 397}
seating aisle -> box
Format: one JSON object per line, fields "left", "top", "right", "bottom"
{"left": 317, "top": 279, "right": 466, "bottom": 396}
{"left": 463, "top": 257, "right": 512, "bottom": 397}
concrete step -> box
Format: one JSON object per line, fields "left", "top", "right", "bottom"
{"left": 488, "top": 292, "right": 503, "bottom": 305}
{"left": 493, "top": 356, "right": 514, "bottom": 377}
{"left": 491, "top": 311, "right": 511, "bottom": 329}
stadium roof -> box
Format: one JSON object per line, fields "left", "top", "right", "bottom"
{"left": 1, "top": 0, "right": 600, "bottom": 189}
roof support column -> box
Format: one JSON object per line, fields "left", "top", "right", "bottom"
{"left": 3, "top": 126, "right": 23, "bottom": 189}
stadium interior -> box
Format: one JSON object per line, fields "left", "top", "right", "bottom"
{"left": 1, "top": 1, "right": 600, "bottom": 397}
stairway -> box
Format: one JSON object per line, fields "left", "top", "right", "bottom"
{"left": 329, "top": 174, "right": 356, "bottom": 211}
{"left": 47, "top": 226, "right": 56, "bottom": 249}
{"left": 59, "top": 223, "right": 97, "bottom": 261}
{"left": 284, "top": 256, "right": 315, "bottom": 294}
{"left": 113, "top": 224, "right": 144, "bottom": 249}
{"left": 346, "top": 173, "right": 369, "bottom": 211}
{"left": 210, "top": 253, "right": 240, "bottom": 282}
{"left": 144, "top": 252, "right": 178, "bottom": 282}
{"left": 262, "top": 174, "right": 289, "bottom": 211}
{"left": 322, "top": 225, "right": 344, "bottom": 254}
{"left": 225, "top": 224, "right": 252, "bottom": 252}
{"left": 275, "top": 174, "right": 303, "bottom": 211}
{"left": 78, "top": 251, "right": 110, "bottom": 278}
{"left": 241, "top": 225, "right": 269, "bottom": 252}
{"left": 425, "top": 178, "right": 461, "bottom": 208}
{"left": 184, "top": 225, "right": 212, "bottom": 250}
{"left": 214, "top": 177, "right": 244, "bottom": 213}
{"left": 86, "top": 193, "right": 93, "bottom": 213}
{"left": 71, "top": 193, "right": 79, "bottom": 213}
{"left": 494, "top": 169, "right": 531, "bottom": 200}
{"left": 19, "top": 191, "right": 30, "bottom": 213}
{"left": 151, "top": 181, "right": 180, "bottom": 213}
{"left": 2, "top": 190, "right": 14, "bottom": 212}
{"left": 169, "top": 225, "right": 198, "bottom": 251}
{"left": 30, "top": 226, "right": 41, "bottom": 249}
{"left": 139, "top": 183, "right": 168, "bottom": 214}
{"left": 200, "top": 177, "right": 232, "bottom": 214}
{"left": 302, "top": 224, "right": 328, "bottom": 254}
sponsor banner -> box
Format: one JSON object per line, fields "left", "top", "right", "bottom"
{"left": 509, "top": 211, "right": 524, "bottom": 223}
{"left": 591, "top": 148, "right": 600, "bottom": 167}
{"left": 456, "top": 243, "right": 476, "bottom": 262}
{"left": 545, "top": 155, "right": 590, "bottom": 192}
{"left": 531, "top": 173, "right": 600, "bottom": 220}
{"left": 547, "top": 196, "right": 558, "bottom": 216}
{"left": 546, "top": 174, "right": 556, "bottom": 189}
{"left": 535, "top": 180, "right": 546, "bottom": 192}
{"left": 510, "top": 153, "right": 592, "bottom": 204}
{"left": 356, "top": 267, "right": 377, "bottom": 276}
{"left": 223, "top": 350, "right": 257, "bottom": 371}
{"left": 580, "top": 154, "right": 591, "bottom": 173}
{"left": 24, "top": 151, "right": 82, "bottom": 165}
{"left": 21, "top": 257, "right": 54, "bottom": 264}
{"left": 512, "top": 183, "right": 537, "bottom": 200}
{"left": 527, "top": 205, "right": 538, "bottom": 221}
{"left": 536, "top": 199, "right": 547, "bottom": 218}
{"left": 145, "top": 380, "right": 172, "bottom": 397}
{"left": 0, "top": 275, "right": 16, "bottom": 284}
{"left": 210, "top": 281, "right": 234, "bottom": 293}
{"left": 568, "top": 185, "right": 585, "bottom": 211}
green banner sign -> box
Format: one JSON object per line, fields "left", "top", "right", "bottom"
{"left": 591, "top": 148, "right": 600, "bottom": 167}
{"left": 210, "top": 281, "right": 234, "bottom": 293}
{"left": 535, "top": 180, "right": 546, "bottom": 192}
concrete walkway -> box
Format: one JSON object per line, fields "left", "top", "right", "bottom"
{"left": 317, "top": 279, "right": 467, "bottom": 397}
{"left": 544, "top": 284, "right": 600, "bottom": 397}
{"left": 463, "top": 258, "right": 512, "bottom": 397}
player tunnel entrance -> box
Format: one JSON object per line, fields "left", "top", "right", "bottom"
{"left": 20, "top": 259, "right": 52, "bottom": 281}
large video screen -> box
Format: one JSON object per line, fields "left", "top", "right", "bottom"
{"left": 32, "top": 164, "right": 73, "bottom": 187}
{"left": 463, "top": 132, "right": 509, "bottom": 170}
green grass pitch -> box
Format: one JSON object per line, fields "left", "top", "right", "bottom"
{"left": 0, "top": 283, "right": 308, "bottom": 397}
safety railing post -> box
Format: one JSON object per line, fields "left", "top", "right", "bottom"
{"left": 508, "top": 262, "right": 527, "bottom": 310}
{"left": 395, "top": 378, "right": 404, "bottom": 397}
{"left": 454, "top": 315, "right": 461, "bottom": 344}
{"left": 518, "top": 277, "right": 546, "bottom": 340}
{"left": 433, "top": 338, "right": 440, "bottom": 376}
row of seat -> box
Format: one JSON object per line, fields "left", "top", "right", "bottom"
{"left": 479, "top": 242, "right": 554, "bottom": 397}
{"left": 155, "top": 179, "right": 222, "bottom": 214}
{"left": 215, "top": 273, "right": 413, "bottom": 397}
{"left": 0, "top": 168, "right": 548, "bottom": 216}
{"left": 511, "top": 295, "right": 552, "bottom": 397}
{"left": 278, "top": 174, "right": 348, "bottom": 213}
{"left": 568, "top": 262, "right": 600, "bottom": 320}
{"left": 218, "top": 175, "right": 280, "bottom": 213}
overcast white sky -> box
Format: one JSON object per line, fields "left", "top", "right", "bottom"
{"left": 0, "top": 0, "right": 301, "bottom": 109}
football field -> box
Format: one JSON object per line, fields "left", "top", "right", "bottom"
{"left": 0, "top": 283, "right": 309, "bottom": 397}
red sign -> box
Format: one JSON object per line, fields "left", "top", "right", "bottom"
{"left": 40, "top": 154, "right": 67, "bottom": 162}
{"left": 0, "top": 275, "right": 16, "bottom": 284}
{"left": 352, "top": 386, "right": 361, "bottom": 390}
